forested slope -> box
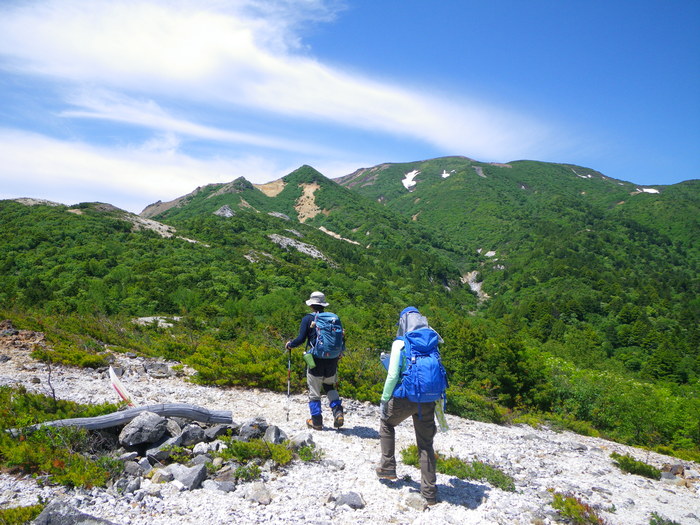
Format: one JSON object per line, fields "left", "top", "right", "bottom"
{"left": 1, "top": 157, "right": 698, "bottom": 460}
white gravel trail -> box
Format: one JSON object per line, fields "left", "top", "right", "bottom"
{"left": 0, "top": 346, "right": 698, "bottom": 525}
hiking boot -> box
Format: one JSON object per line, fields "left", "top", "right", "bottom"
{"left": 424, "top": 497, "right": 439, "bottom": 507}
{"left": 375, "top": 467, "right": 397, "bottom": 480}
{"left": 306, "top": 416, "right": 323, "bottom": 430}
{"left": 332, "top": 407, "right": 344, "bottom": 428}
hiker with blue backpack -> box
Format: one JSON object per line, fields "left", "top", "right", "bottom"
{"left": 286, "top": 291, "right": 345, "bottom": 430}
{"left": 376, "top": 307, "right": 448, "bottom": 506}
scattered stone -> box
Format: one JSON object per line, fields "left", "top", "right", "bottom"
{"left": 150, "top": 469, "right": 174, "bottom": 484}
{"left": 192, "top": 441, "right": 214, "bottom": 456}
{"left": 146, "top": 435, "right": 183, "bottom": 462}
{"left": 263, "top": 425, "right": 287, "bottom": 445}
{"left": 321, "top": 459, "right": 345, "bottom": 471}
{"left": 123, "top": 461, "right": 144, "bottom": 476}
{"left": 166, "top": 418, "right": 182, "bottom": 437}
{"left": 245, "top": 482, "right": 272, "bottom": 505}
{"left": 190, "top": 454, "right": 212, "bottom": 466}
{"left": 137, "top": 457, "right": 152, "bottom": 473}
{"left": 239, "top": 417, "right": 268, "bottom": 441}
{"left": 117, "top": 452, "right": 138, "bottom": 462}
{"left": 335, "top": 491, "right": 365, "bottom": 510}
{"left": 180, "top": 424, "right": 206, "bottom": 446}
{"left": 144, "top": 362, "right": 171, "bottom": 378}
{"left": 204, "top": 423, "right": 237, "bottom": 441}
{"left": 33, "top": 500, "right": 117, "bottom": 524}
{"left": 288, "top": 432, "right": 314, "bottom": 450}
{"left": 167, "top": 463, "right": 207, "bottom": 491}
{"left": 119, "top": 411, "right": 168, "bottom": 447}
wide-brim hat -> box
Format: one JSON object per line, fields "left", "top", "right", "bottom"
{"left": 305, "top": 291, "right": 329, "bottom": 307}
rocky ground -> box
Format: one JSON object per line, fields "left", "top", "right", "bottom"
{"left": 0, "top": 325, "right": 698, "bottom": 524}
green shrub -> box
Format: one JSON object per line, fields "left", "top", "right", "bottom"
{"left": 551, "top": 491, "right": 608, "bottom": 524}
{"left": 400, "top": 445, "right": 515, "bottom": 492}
{"left": 217, "top": 438, "right": 293, "bottom": 466}
{"left": 546, "top": 413, "right": 601, "bottom": 437}
{"left": 654, "top": 445, "right": 700, "bottom": 463}
{"left": 445, "top": 386, "right": 510, "bottom": 424}
{"left": 649, "top": 512, "right": 681, "bottom": 525}
{"left": 0, "top": 429, "right": 119, "bottom": 488}
{"left": 234, "top": 463, "right": 261, "bottom": 481}
{"left": 0, "top": 387, "right": 122, "bottom": 489}
{"left": 297, "top": 444, "right": 324, "bottom": 462}
{"left": 610, "top": 452, "right": 661, "bottom": 480}
{"left": 0, "top": 503, "right": 46, "bottom": 525}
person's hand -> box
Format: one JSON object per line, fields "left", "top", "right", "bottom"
{"left": 380, "top": 400, "right": 389, "bottom": 419}
{"left": 285, "top": 341, "right": 292, "bottom": 350}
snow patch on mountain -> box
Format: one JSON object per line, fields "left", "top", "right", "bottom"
{"left": 402, "top": 170, "right": 420, "bottom": 190}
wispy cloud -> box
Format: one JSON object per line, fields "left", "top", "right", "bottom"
{"left": 0, "top": 0, "right": 556, "bottom": 160}
{"left": 0, "top": 128, "right": 289, "bottom": 213}
{"left": 60, "top": 89, "right": 337, "bottom": 155}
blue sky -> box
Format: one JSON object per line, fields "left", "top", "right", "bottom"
{"left": 0, "top": 0, "right": 698, "bottom": 213}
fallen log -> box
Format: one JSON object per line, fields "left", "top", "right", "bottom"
{"left": 9, "top": 403, "right": 232, "bottom": 437}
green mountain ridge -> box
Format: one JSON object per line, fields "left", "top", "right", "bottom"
{"left": 1, "top": 155, "right": 698, "bottom": 458}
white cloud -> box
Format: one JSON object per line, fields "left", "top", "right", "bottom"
{"left": 60, "top": 89, "right": 337, "bottom": 155}
{"left": 0, "top": 128, "right": 287, "bottom": 213}
{"left": 0, "top": 0, "right": 556, "bottom": 161}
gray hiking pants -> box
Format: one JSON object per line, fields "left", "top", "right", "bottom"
{"left": 307, "top": 356, "right": 340, "bottom": 404}
{"left": 379, "top": 397, "right": 437, "bottom": 500}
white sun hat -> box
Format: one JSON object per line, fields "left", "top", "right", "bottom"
{"left": 305, "top": 291, "right": 329, "bottom": 307}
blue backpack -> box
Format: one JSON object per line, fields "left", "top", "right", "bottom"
{"left": 393, "top": 328, "right": 448, "bottom": 404}
{"left": 310, "top": 312, "right": 345, "bottom": 358}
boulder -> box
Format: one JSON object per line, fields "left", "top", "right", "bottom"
{"left": 144, "top": 362, "right": 171, "bottom": 378}
{"left": 263, "top": 425, "right": 287, "bottom": 445}
{"left": 239, "top": 417, "right": 268, "bottom": 441}
{"left": 167, "top": 463, "right": 207, "bottom": 490}
{"left": 245, "top": 482, "right": 271, "bottom": 505}
{"left": 335, "top": 491, "right": 366, "bottom": 510}
{"left": 119, "top": 411, "right": 168, "bottom": 447}
{"left": 288, "top": 432, "right": 314, "bottom": 450}
{"left": 179, "top": 424, "right": 206, "bottom": 447}
{"left": 33, "top": 500, "right": 116, "bottom": 524}
{"left": 204, "top": 423, "right": 238, "bottom": 441}
{"left": 146, "top": 435, "right": 184, "bottom": 462}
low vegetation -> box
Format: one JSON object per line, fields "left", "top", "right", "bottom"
{"left": 610, "top": 452, "right": 661, "bottom": 480}
{"left": 0, "top": 503, "right": 46, "bottom": 525}
{"left": 400, "top": 445, "right": 515, "bottom": 492}
{"left": 0, "top": 386, "right": 123, "bottom": 488}
{"left": 550, "top": 491, "right": 608, "bottom": 525}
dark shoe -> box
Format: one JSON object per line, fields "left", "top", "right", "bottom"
{"left": 306, "top": 418, "right": 322, "bottom": 430}
{"left": 375, "top": 467, "right": 397, "bottom": 480}
{"left": 333, "top": 412, "right": 344, "bottom": 428}
{"left": 425, "top": 498, "right": 438, "bottom": 506}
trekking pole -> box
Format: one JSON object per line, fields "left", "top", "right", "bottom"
{"left": 286, "top": 345, "right": 291, "bottom": 422}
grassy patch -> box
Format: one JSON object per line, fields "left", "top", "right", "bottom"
{"left": 610, "top": 452, "right": 661, "bottom": 480}
{"left": 0, "top": 503, "right": 46, "bottom": 525}
{"left": 649, "top": 512, "right": 681, "bottom": 525}
{"left": 216, "top": 437, "right": 293, "bottom": 466}
{"left": 297, "top": 443, "right": 324, "bottom": 462}
{"left": 0, "top": 386, "right": 123, "bottom": 489}
{"left": 400, "top": 445, "right": 515, "bottom": 492}
{"left": 551, "top": 491, "right": 608, "bottom": 524}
